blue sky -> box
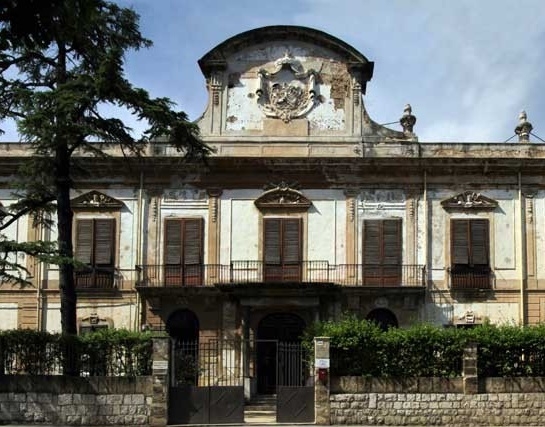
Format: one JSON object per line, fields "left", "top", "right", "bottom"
{"left": 2, "top": 0, "right": 545, "bottom": 142}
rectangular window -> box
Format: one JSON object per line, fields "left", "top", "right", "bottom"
{"left": 263, "top": 218, "right": 302, "bottom": 282}
{"left": 74, "top": 218, "right": 115, "bottom": 289}
{"left": 363, "top": 219, "right": 402, "bottom": 286}
{"left": 450, "top": 219, "right": 491, "bottom": 289}
{"left": 164, "top": 218, "right": 204, "bottom": 286}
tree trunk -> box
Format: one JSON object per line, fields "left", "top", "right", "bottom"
{"left": 56, "top": 143, "right": 77, "bottom": 336}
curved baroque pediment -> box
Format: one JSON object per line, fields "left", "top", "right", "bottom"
{"left": 255, "top": 182, "right": 312, "bottom": 210}
{"left": 71, "top": 191, "right": 124, "bottom": 210}
{"left": 441, "top": 191, "right": 498, "bottom": 210}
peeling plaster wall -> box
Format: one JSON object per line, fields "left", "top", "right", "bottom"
{"left": 424, "top": 302, "right": 519, "bottom": 326}
{"left": 224, "top": 43, "right": 350, "bottom": 134}
{"left": 43, "top": 301, "right": 135, "bottom": 333}
{"left": 0, "top": 303, "right": 18, "bottom": 330}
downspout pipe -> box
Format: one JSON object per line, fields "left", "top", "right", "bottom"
{"left": 134, "top": 171, "right": 144, "bottom": 331}
{"left": 519, "top": 172, "right": 526, "bottom": 325}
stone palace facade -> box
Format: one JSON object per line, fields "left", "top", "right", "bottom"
{"left": 1, "top": 25, "right": 544, "bottom": 344}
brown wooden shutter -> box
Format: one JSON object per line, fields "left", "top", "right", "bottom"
{"left": 451, "top": 220, "right": 469, "bottom": 265}
{"left": 94, "top": 219, "right": 115, "bottom": 265}
{"left": 165, "top": 219, "right": 182, "bottom": 265}
{"left": 75, "top": 219, "right": 93, "bottom": 264}
{"left": 382, "top": 219, "right": 401, "bottom": 265}
{"left": 183, "top": 218, "right": 203, "bottom": 265}
{"left": 264, "top": 218, "right": 281, "bottom": 265}
{"left": 282, "top": 218, "right": 302, "bottom": 264}
{"left": 363, "top": 220, "right": 381, "bottom": 265}
{"left": 470, "top": 219, "right": 489, "bottom": 265}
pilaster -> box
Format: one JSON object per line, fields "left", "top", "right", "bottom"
{"left": 149, "top": 337, "right": 170, "bottom": 427}
{"left": 344, "top": 190, "right": 358, "bottom": 266}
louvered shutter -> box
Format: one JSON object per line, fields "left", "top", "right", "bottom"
{"left": 165, "top": 220, "right": 182, "bottom": 265}
{"left": 382, "top": 219, "right": 402, "bottom": 265}
{"left": 363, "top": 220, "right": 381, "bottom": 265}
{"left": 183, "top": 218, "right": 203, "bottom": 265}
{"left": 451, "top": 220, "right": 469, "bottom": 265}
{"left": 282, "top": 219, "right": 301, "bottom": 264}
{"left": 470, "top": 219, "right": 489, "bottom": 265}
{"left": 94, "top": 219, "right": 115, "bottom": 265}
{"left": 75, "top": 220, "right": 93, "bottom": 264}
{"left": 264, "top": 219, "right": 281, "bottom": 265}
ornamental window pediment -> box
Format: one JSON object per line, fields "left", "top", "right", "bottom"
{"left": 71, "top": 191, "right": 124, "bottom": 210}
{"left": 254, "top": 182, "right": 312, "bottom": 211}
{"left": 441, "top": 191, "right": 498, "bottom": 211}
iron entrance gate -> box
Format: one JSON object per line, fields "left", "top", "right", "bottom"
{"left": 168, "top": 339, "right": 244, "bottom": 425}
{"left": 168, "top": 339, "right": 314, "bottom": 424}
{"left": 275, "top": 341, "right": 315, "bottom": 423}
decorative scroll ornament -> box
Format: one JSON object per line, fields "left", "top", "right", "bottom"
{"left": 255, "top": 181, "right": 312, "bottom": 210}
{"left": 71, "top": 191, "right": 124, "bottom": 209}
{"left": 256, "top": 51, "right": 318, "bottom": 123}
{"left": 441, "top": 191, "right": 498, "bottom": 210}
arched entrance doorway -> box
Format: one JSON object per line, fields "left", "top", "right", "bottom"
{"left": 256, "top": 312, "right": 306, "bottom": 394}
{"left": 166, "top": 308, "right": 199, "bottom": 341}
{"left": 366, "top": 308, "right": 398, "bottom": 331}
{"left": 167, "top": 309, "right": 199, "bottom": 385}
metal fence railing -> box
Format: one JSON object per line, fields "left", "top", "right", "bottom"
{"left": 136, "top": 262, "right": 426, "bottom": 288}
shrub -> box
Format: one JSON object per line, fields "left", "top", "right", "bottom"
{"left": 303, "top": 316, "right": 545, "bottom": 378}
{"left": 0, "top": 328, "right": 153, "bottom": 376}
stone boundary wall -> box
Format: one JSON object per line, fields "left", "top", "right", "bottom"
{"left": 0, "top": 375, "right": 152, "bottom": 425}
{"left": 331, "top": 376, "right": 545, "bottom": 426}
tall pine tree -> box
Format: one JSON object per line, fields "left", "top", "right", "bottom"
{"left": 0, "top": 0, "right": 209, "bottom": 335}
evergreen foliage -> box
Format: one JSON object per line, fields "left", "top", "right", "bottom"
{"left": 0, "top": 328, "right": 153, "bottom": 376}
{"left": 0, "top": 0, "right": 209, "bottom": 335}
{"left": 303, "top": 316, "right": 545, "bottom": 378}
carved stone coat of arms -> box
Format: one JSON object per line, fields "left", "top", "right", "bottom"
{"left": 256, "top": 52, "right": 318, "bottom": 123}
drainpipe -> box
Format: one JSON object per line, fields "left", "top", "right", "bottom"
{"left": 134, "top": 171, "right": 144, "bottom": 331}
{"left": 519, "top": 172, "right": 526, "bottom": 325}
{"left": 423, "top": 170, "right": 428, "bottom": 286}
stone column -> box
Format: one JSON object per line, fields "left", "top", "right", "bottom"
{"left": 314, "top": 337, "right": 331, "bottom": 425}
{"left": 463, "top": 343, "right": 478, "bottom": 394}
{"left": 149, "top": 337, "right": 170, "bottom": 427}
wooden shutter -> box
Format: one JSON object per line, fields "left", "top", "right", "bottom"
{"left": 94, "top": 219, "right": 115, "bottom": 265}
{"left": 165, "top": 220, "right": 182, "bottom": 265}
{"left": 363, "top": 220, "right": 381, "bottom": 265}
{"left": 282, "top": 219, "right": 301, "bottom": 264}
{"left": 382, "top": 219, "right": 401, "bottom": 265}
{"left": 363, "top": 219, "right": 401, "bottom": 265}
{"left": 264, "top": 218, "right": 281, "bottom": 265}
{"left": 182, "top": 218, "right": 203, "bottom": 265}
{"left": 470, "top": 219, "right": 489, "bottom": 265}
{"left": 75, "top": 219, "right": 93, "bottom": 264}
{"left": 451, "top": 220, "right": 469, "bottom": 265}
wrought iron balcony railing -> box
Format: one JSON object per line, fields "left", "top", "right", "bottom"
{"left": 449, "top": 266, "right": 492, "bottom": 290}
{"left": 135, "top": 262, "right": 426, "bottom": 288}
{"left": 74, "top": 266, "right": 117, "bottom": 290}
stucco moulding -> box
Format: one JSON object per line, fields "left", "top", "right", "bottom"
{"left": 162, "top": 188, "right": 208, "bottom": 204}
{"left": 71, "top": 190, "right": 124, "bottom": 210}
{"left": 441, "top": 191, "right": 498, "bottom": 210}
{"left": 255, "top": 183, "right": 312, "bottom": 210}
{"left": 256, "top": 52, "right": 318, "bottom": 123}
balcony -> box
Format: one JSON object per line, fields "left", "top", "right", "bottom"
{"left": 449, "top": 266, "right": 492, "bottom": 290}
{"left": 135, "top": 262, "right": 426, "bottom": 288}
{"left": 74, "top": 266, "right": 116, "bottom": 290}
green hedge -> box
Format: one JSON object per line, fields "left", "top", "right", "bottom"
{"left": 0, "top": 329, "right": 153, "bottom": 376}
{"left": 303, "top": 317, "right": 545, "bottom": 378}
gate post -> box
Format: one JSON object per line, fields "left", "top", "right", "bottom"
{"left": 150, "top": 336, "right": 170, "bottom": 427}
{"left": 314, "top": 337, "right": 331, "bottom": 425}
